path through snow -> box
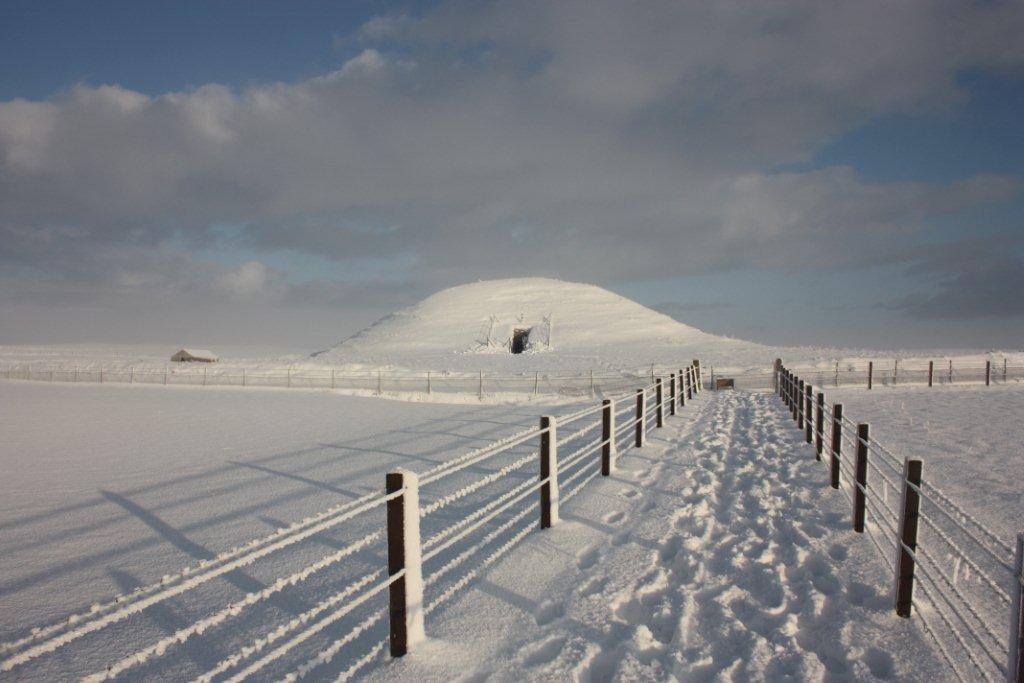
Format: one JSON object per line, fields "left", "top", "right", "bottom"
{"left": 368, "top": 390, "right": 945, "bottom": 681}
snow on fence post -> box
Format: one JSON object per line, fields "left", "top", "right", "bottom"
{"left": 830, "top": 404, "right": 843, "bottom": 489}
{"left": 602, "top": 399, "right": 616, "bottom": 475}
{"left": 853, "top": 423, "right": 869, "bottom": 533}
{"left": 669, "top": 373, "right": 677, "bottom": 417}
{"left": 797, "top": 380, "right": 805, "bottom": 430}
{"left": 655, "top": 378, "right": 664, "bottom": 428}
{"left": 386, "top": 469, "right": 425, "bottom": 657}
{"left": 815, "top": 392, "right": 824, "bottom": 459}
{"left": 987, "top": 360, "right": 992, "bottom": 386}
{"left": 539, "top": 416, "right": 559, "bottom": 529}
{"left": 804, "top": 384, "right": 813, "bottom": 445}
{"left": 679, "top": 369, "right": 686, "bottom": 407}
{"left": 686, "top": 366, "right": 693, "bottom": 400}
{"left": 693, "top": 360, "right": 702, "bottom": 392}
{"left": 1007, "top": 533, "right": 1024, "bottom": 682}
{"left": 635, "top": 389, "right": 645, "bottom": 448}
{"left": 928, "top": 360, "right": 933, "bottom": 387}
{"left": 893, "top": 457, "right": 923, "bottom": 618}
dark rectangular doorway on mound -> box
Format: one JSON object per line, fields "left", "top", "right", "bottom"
{"left": 511, "top": 328, "right": 530, "bottom": 354}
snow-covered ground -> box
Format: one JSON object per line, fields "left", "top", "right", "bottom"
{"left": 364, "top": 390, "right": 945, "bottom": 682}
{"left": 6, "top": 374, "right": 1015, "bottom": 679}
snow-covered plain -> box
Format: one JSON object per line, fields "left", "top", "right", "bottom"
{"left": 0, "top": 379, "right": 974, "bottom": 681}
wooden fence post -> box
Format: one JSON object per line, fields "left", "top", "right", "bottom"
{"left": 815, "top": 392, "right": 824, "bottom": 459}
{"left": 791, "top": 374, "right": 799, "bottom": 420}
{"left": 1004, "top": 358, "right": 1008, "bottom": 383}
{"left": 868, "top": 361, "right": 873, "bottom": 390}
{"left": 655, "top": 378, "right": 664, "bottom": 427}
{"left": 539, "top": 416, "right": 559, "bottom": 528}
{"left": 893, "top": 458, "right": 923, "bottom": 618}
{"left": 669, "top": 373, "right": 677, "bottom": 416}
{"left": 928, "top": 360, "right": 933, "bottom": 387}
{"left": 798, "top": 380, "right": 805, "bottom": 430}
{"left": 853, "top": 423, "right": 869, "bottom": 533}
{"left": 986, "top": 360, "right": 991, "bottom": 386}
{"left": 602, "top": 399, "right": 616, "bottom": 475}
{"left": 635, "top": 389, "right": 645, "bottom": 448}
{"left": 1007, "top": 533, "right": 1024, "bottom": 682}
{"left": 893, "top": 359, "right": 898, "bottom": 385}
{"left": 693, "top": 359, "right": 702, "bottom": 393}
{"left": 686, "top": 366, "right": 694, "bottom": 400}
{"left": 949, "top": 359, "right": 953, "bottom": 384}
{"left": 534, "top": 371, "right": 539, "bottom": 396}
{"left": 679, "top": 369, "right": 686, "bottom": 407}
{"left": 830, "top": 404, "right": 843, "bottom": 489}
{"left": 386, "top": 470, "right": 425, "bottom": 657}
{"left": 834, "top": 361, "right": 839, "bottom": 387}
{"left": 805, "top": 384, "right": 813, "bottom": 445}
{"left": 774, "top": 358, "right": 781, "bottom": 393}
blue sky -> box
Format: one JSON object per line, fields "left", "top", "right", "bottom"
{"left": 1, "top": 1, "right": 1023, "bottom": 349}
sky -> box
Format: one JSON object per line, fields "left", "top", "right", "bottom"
{"left": 1, "top": 0, "right": 1023, "bottom": 352}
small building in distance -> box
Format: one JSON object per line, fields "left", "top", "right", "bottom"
{"left": 171, "top": 348, "right": 219, "bottom": 363}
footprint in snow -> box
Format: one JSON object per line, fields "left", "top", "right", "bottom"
{"left": 534, "top": 598, "right": 564, "bottom": 626}
{"left": 602, "top": 510, "right": 625, "bottom": 525}
{"left": 577, "top": 545, "right": 601, "bottom": 570}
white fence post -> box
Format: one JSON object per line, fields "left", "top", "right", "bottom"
{"left": 539, "top": 416, "right": 559, "bottom": 528}
{"left": 386, "top": 470, "right": 425, "bottom": 657}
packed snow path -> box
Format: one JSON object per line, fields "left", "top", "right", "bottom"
{"left": 368, "top": 390, "right": 943, "bottom": 681}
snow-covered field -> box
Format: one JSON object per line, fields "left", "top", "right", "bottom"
{"left": 3, "top": 373, "right": 1019, "bottom": 679}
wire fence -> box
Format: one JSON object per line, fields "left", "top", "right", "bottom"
{"left": 0, "top": 365, "right": 705, "bottom": 680}
{"left": 697, "top": 358, "right": 1023, "bottom": 392}
{"left": 777, "top": 366, "right": 1023, "bottom": 682}
{"left": 0, "top": 363, "right": 674, "bottom": 399}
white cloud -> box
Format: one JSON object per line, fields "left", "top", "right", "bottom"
{"left": 0, "top": 0, "right": 1022, "bottom": 317}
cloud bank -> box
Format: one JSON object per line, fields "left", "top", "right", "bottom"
{"left": 2, "top": 0, "right": 1023, "bottom": 342}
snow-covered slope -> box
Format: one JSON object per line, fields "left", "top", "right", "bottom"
{"left": 314, "top": 278, "right": 765, "bottom": 373}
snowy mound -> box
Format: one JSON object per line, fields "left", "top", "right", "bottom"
{"left": 314, "top": 278, "right": 765, "bottom": 372}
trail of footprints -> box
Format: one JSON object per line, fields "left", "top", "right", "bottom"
{"left": 511, "top": 391, "right": 896, "bottom": 681}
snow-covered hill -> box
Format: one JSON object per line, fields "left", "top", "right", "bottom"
{"left": 313, "top": 278, "right": 768, "bottom": 373}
